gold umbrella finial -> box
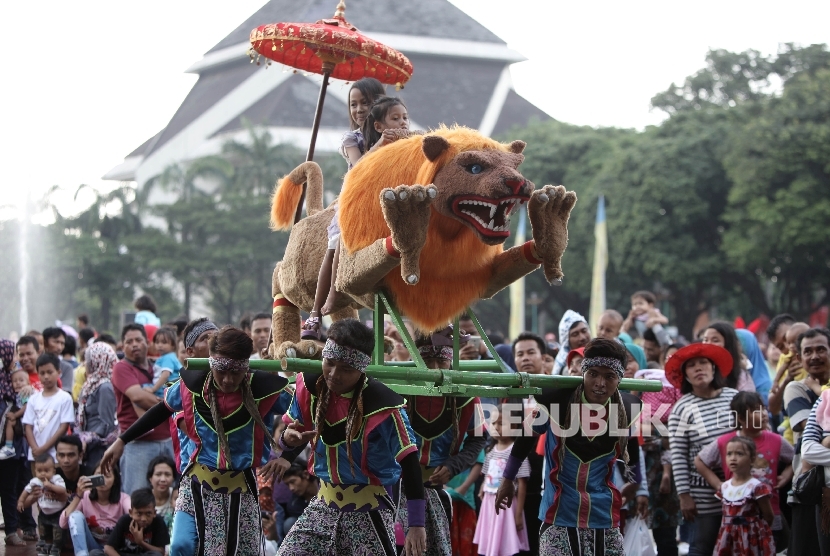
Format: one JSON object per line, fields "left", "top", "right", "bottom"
{"left": 334, "top": 1, "right": 346, "bottom": 18}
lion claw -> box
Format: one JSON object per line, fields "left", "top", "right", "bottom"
{"left": 380, "top": 184, "right": 433, "bottom": 287}
{"left": 528, "top": 184, "right": 577, "bottom": 288}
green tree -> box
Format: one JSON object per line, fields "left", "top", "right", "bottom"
{"left": 49, "top": 183, "right": 145, "bottom": 330}
{"left": 722, "top": 65, "right": 830, "bottom": 318}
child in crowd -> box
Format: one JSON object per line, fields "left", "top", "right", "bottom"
{"left": 622, "top": 290, "right": 670, "bottom": 342}
{"left": 446, "top": 438, "right": 484, "bottom": 556}
{"left": 474, "top": 409, "right": 530, "bottom": 556}
{"left": 133, "top": 294, "right": 161, "bottom": 327}
{"left": 696, "top": 391, "right": 793, "bottom": 551}
{"left": 145, "top": 327, "right": 182, "bottom": 397}
{"left": 18, "top": 453, "right": 68, "bottom": 556}
{"left": 93, "top": 488, "right": 169, "bottom": 555}
{"left": 711, "top": 437, "right": 775, "bottom": 555}
{"left": 302, "top": 77, "right": 386, "bottom": 339}
{"left": 596, "top": 309, "right": 624, "bottom": 340}
{"left": 59, "top": 463, "right": 130, "bottom": 556}
{"left": 22, "top": 353, "right": 75, "bottom": 462}
{"left": 0, "top": 368, "right": 31, "bottom": 459}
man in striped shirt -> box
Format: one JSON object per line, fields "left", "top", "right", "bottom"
{"left": 786, "top": 327, "right": 830, "bottom": 554}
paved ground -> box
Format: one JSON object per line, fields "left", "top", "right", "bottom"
{"left": 0, "top": 530, "right": 74, "bottom": 556}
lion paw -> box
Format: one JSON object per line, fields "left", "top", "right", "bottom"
{"left": 528, "top": 185, "right": 577, "bottom": 284}
{"left": 275, "top": 340, "right": 322, "bottom": 360}
{"left": 380, "top": 184, "right": 435, "bottom": 286}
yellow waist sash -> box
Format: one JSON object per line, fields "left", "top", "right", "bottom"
{"left": 186, "top": 463, "right": 252, "bottom": 494}
{"left": 317, "top": 481, "right": 392, "bottom": 512}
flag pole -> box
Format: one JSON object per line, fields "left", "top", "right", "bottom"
{"left": 589, "top": 195, "right": 607, "bottom": 335}
{"left": 509, "top": 210, "right": 527, "bottom": 341}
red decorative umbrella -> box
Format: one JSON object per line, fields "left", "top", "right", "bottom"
{"left": 249, "top": 1, "right": 414, "bottom": 222}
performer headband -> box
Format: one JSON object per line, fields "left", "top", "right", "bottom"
{"left": 417, "top": 345, "right": 454, "bottom": 361}
{"left": 208, "top": 356, "right": 249, "bottom": 374}
{"left": 185, "top": 321, "right": 218, "bottom": 348}
{"left": 581, "top": 356, "right": 625, "bottom": 379}
{"left": 416, "top": 324, "right": 468, "bottom": 361}
{"left": 322, "top": 339, "right": 371, "bottom": 372}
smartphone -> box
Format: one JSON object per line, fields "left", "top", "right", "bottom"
{"left": 469, "top": 336, "right": 482, "bottom": 351}
{"left": 88, "top": 474, "right": 106, "bottom": 487}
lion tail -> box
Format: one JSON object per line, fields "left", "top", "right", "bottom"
{"left": 270, "top": 161, "right": 324, "bottom": 230}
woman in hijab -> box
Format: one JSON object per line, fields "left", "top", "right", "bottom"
{"left": 76, "top": 342, "right": 119, "bottom": 470}
{"left": 624, "top": 343, "right": 648, "bottom": 377}
{"left": 736, "top": 329, "right": 772, "bottom": 405}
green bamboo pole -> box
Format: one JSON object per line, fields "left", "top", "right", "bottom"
{"left": 185, "top": 358, "right": 663, "bottom": 392}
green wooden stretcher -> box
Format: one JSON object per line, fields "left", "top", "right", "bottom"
{"left": 186, "top": 292, "right": 663, "bottom": 398}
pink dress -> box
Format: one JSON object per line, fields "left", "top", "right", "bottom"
{"left": 473, "top": 446, "right": 530, "bottom": 556}
{"left": 714, "top": 478, "right": 775, "bottom": 556}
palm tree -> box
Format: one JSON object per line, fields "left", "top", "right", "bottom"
{"left": 46, "top": 182, "right": 145, "bottom": 330}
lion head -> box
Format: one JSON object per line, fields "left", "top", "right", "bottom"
{"left": 338, "top": 125, "right": 533, "bottom": 331}
{"left": 423, "top": 135, "right": 532, "bottom": 246}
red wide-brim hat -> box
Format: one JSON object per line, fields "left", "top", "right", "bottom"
{"left": 566, "top": 347, "right": 586, "bottom": 368}
{"left": 664, "top": 343, "right": 734, "bottom": 389}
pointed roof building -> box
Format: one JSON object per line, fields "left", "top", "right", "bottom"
{"left": 104, "top": 0, "right": 550, "bottom": 186}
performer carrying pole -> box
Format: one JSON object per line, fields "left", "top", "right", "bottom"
{"left": 394, "top": 326, "right": 486, "bottom": 556}
{"left": 275, "top": 318, "right": 427, "bottom": 556}
{"left": 101, "top": 326, "right": 292, "bottom": 556}
{"left": 495, "top": 338, "right": 642, "bottom": 556}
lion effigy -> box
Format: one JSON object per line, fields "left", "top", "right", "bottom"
{"left": 266, "top": 125, "right": 576, "bottom": 359}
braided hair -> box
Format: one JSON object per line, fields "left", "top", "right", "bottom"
{"left": 314, "top": 319, "right": 373, "bottom": 475}
{"left": 562, "top": 338, "right": 630, "bottom": 463}
{"left": 207, "top": 326, "right": 281, "bottom": 466}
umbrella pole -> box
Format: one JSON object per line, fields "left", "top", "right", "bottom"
{"left": 295, "top": 61, "right": 335, "bottom": 224}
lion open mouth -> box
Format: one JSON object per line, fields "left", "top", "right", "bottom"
{"left": 451, "top": 195, "right": 527, "bottom": 237}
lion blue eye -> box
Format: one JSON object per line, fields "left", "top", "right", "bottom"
{"left": 466, "top": 164, "right": 483, "bottom": 174}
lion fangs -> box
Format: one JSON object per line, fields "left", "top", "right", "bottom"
{"left": 489, "top": 204, "right": 497, "bottom": 219}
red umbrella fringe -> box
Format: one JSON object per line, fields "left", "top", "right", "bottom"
{"left": 249, "top": 22, "right": 412, "bottom": 89}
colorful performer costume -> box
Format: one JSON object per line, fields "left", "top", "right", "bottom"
{"left": 118, "top": 365, "right": 290, "bottom": 556}
{"left": 277, "top": 339, "right": 426, "bottom": 556}
{"left": 503, "top": 361, "right": 641, "bottom": 556}
{"left": 394, "top": 333, "right": 486, "bottom": 556}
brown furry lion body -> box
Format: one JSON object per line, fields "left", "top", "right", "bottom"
{"left": 266, "top": 126, "right": 576, "bottom": 359}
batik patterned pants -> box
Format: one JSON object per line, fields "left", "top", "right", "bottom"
{"left": 539, "top": 524, "right": 624, "bottom": 556}
{"left": 175, "top": 472, "right": 263, "bottom": 555}
{"left": 277, "top": 496, "right": 397, "bottom": 556}
{"left": 395, "top": 487, "right": 453, "bottom": 556}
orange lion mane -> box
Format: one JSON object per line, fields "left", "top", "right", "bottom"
{"left": 338, "top": 125, "right": 513, "bottom": 332}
